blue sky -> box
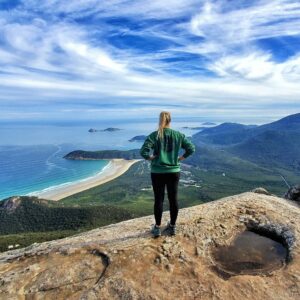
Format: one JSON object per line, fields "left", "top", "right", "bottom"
{"left": 0, "top": 0, "right": 300, "bottom": 123}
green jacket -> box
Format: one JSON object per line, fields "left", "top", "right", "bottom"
{"left": 140, "top": 128, "right": 195, "bottom": 173}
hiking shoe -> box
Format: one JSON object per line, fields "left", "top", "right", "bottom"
{"left": 166, "top": 222, "right": 176, "bottom": 236}
{"left": 151, "top": 225, "right": 161, "bottom": 238}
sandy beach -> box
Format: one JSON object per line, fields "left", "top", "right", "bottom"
{"left": 35, "top": 159, "right": 141, "bottom": 201}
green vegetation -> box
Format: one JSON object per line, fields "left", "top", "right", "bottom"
{"left": 228, "top": 130, "right": 300, "bottom": 172}
{"left": 62, "top": 158, "right": 296, "bottom": 209}
{"left": 0, "top": 197, "right": 134, "bottom": 235}
{"left": 0, "top": 230, "right": 81, "bottom": 253}
{"left": 0, "top": 196, "right": 135, "bottom": 251}
{"left": 64, "top": 149, "right": 141, "bottom": 160}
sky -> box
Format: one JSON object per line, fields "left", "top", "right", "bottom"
{"left": 0, "top": 0, "right": 300, "bottom": 124}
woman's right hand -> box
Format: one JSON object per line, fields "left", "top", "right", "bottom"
{"left": 178, "top": 156, "right": 185, "bottom": 161}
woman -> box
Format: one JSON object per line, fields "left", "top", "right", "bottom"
{"left": 140, "top": 111, "right": 195, "bottom": 237}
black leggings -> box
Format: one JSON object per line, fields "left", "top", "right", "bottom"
{"left": 151, "top": 172, "right": 180, "bottom": 226}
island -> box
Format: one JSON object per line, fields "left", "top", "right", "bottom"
{"left": 129, "top": 135, "right": 147, "bottom": 142}
{"left": 102, "top": 127, "right": 122, "bottom": 132}
{"left": 88, "top": 127, "right": 122, "bottom": 133}
{"left": 202, "top": 122, "right": 216, "bottom": 125}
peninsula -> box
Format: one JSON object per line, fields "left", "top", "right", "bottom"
{"left": 129, "top": 135, "right": 147, "bottom": 142}
{"left": 64, "top": 149, "right": 141, "bottom": 160}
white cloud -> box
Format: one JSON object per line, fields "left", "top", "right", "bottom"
{"left": 0, "top": 0, "right": 299, "bottom": 122}
{"left": 23, "top": 0, "right": 202, "bottom": 20}
{"left": 210, "top": 51, "right": 275, "bottom": 79}
{"left": 190, "top": 0, "right": 300, "bottom": 44}
{"left": 63, "top": 41, "right": 127, "bottom": 73}
{"left": 280, "top": 54, "right": 300, "bottom": 81}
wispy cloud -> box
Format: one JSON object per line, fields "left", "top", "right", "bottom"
{"left": 0, "top": 0, "right": 299, "bottom": 123}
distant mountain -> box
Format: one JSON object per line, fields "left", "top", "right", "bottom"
{"left": 0, "top": 196, "right": 134, "bottom": 235}
{"left": 199, "top": 123, "right": 256, "bottom": 135}
{"left": 64, "top": 149, "right": 141, "bottom": 160}
{"left": 192, "top": 123, "right": 257, "bottom": 145}
{"left": 191, "top": 113, "right": 300, "bottom": 173}
{"left": 192, "top": 113, "right": 300, "bottom": 146}
{"left": 202, "top": 122, "right": 216, "bottom": 125}
{"left": 227, "top": 130, "right": 300, "bottom": 172}
{"left": 255, "top": 113, "right": 300, "bottom": 132}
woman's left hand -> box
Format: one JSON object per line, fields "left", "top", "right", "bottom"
{"left": 148, "top": 155, "right": 156, "bottom": 161}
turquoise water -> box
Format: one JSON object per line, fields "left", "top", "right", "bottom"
{"left": 0, "top": 120, "right": 205, "bottom": 200}
{"left": 0, "top": 144, "right": 109, "bottom": 200}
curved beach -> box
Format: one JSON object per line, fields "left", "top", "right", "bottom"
{"left": 35, "top": 159, "right": 141, "bottom": 201}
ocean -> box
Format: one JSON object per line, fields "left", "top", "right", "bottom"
{"left": 0, "top": 119, "right": 205, "bottom": 200}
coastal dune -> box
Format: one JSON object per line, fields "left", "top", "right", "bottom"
{"left": 35, "top": 159, "right": 141, "bottom": 201}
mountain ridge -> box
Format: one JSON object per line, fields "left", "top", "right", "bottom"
{"left": 192, "top": 112, "right": 300, "bottom": 146}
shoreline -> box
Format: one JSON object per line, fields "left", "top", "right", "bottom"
{"left": 34, "top": 159, "right": 141, "bottom": 201}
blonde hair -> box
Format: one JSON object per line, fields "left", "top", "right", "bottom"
{"left": 157, "top": 111, "right": 171, "bottom": 139}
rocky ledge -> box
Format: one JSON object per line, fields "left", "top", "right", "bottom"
{"left": 0, "top": 192, "right": 299, "bottom": 299}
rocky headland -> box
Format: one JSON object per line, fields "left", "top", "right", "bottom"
{"left": 128, "top": 135, "right": 147, "bottom": 142}
{"left": 0, "top": 191, "right": 299, "bottom": 299}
